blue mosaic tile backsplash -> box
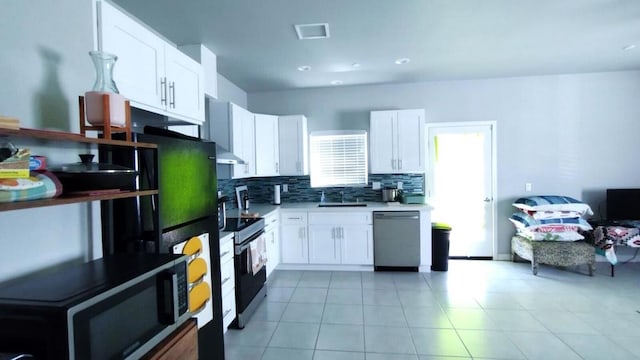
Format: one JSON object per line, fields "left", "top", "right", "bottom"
{"left": 218, "top": 173, "right": 425, "bottom": 207}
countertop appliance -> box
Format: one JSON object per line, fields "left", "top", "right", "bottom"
{"left": 373, "top": 211, "right": 420, "bottom": 271}
{"left": 109, "top": 127, "right": 225, "bottom": 359}
{"left": 382, "top": 188, "right": 398, "bottom": 202}
{"left": 0, "top": 254, "right": 189, "bottom": 360}
{"left": 223, "top": 216, "right": 267, "bottom": 328}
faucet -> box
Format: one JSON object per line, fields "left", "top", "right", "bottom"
{"left": 340, "top": 191, "right": 345, "bottom": 203}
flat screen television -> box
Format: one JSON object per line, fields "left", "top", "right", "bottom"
{"left": 606, "top": 188, "right": 640, "bottom": 221}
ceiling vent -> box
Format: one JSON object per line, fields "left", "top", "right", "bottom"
{"left": 294, "top": 23, "right": 330, "bottom": 40}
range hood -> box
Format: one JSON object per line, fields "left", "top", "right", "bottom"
{"left": 216, "top": 144, "right": 246, "bottom": 165}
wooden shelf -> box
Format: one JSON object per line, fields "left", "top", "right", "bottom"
{"left": 0, "top": 127, "right": 156, "bottom": 149}
{"left": 0, "top": 190, "right": 158, "bottom": 212}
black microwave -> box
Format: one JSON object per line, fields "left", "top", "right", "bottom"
{"left": 0, "top": 254, "right": 190, "bottom": 360}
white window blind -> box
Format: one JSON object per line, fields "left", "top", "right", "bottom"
{"left": 309, "top": 130, "right": 368, "bottom": 187}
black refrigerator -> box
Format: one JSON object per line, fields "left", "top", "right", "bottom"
{"left": 105, "top": 127, "right": 225, "bottom": 359}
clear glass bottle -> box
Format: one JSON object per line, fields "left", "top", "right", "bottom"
{"left": 84, "top": 51, "right": 126, "bottom": 126}
{"left": 89, "top": 50, "right": 120, "bottom": 93}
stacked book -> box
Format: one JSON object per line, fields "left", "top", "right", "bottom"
{"left": 0, "top": 115, "right": 19, "bottom": 130}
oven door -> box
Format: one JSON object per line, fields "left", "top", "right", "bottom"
{"left": 234, "top": 231, "right": 267, "bottom": 313}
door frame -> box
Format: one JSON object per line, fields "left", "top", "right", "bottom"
{"left": 425, "top": 121, "right": 498, "bottom": 259}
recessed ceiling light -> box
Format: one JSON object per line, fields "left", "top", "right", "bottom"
{"left": 395, "top": 58, "right": 411, "bottom": 65}
{"left": 351, "top": 62, "right": 361, "bottom": 68}
{"left": 623, "top": 44, "right": 636, "bottom": 51}
{"left": 297, "top": 65, "right": 312, "bottom": 71}
{"left": 330, "top": 80, "right": 343, "bottom": 85}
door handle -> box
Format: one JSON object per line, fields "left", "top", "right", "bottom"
{"left": 483, "top": 197, "right": 492, "bottom": 202}
{"left": 160, "top": 77, "right": 167, "bottom": 105}
{"left": 169, "top": 81, "right": 176, "bottom": 108}
{"left": 331, "top": 228, "right": 335, "bottom": 239}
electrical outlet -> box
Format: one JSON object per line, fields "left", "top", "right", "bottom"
{"left": 525, "top": 183, "right": 532, "bottom": 192}
{"left": 282, "top": 184, "right": 288, "bottom": 192}
{"left": 397, "top": 181, "right": 403, "bottom": 190}
{"left": 372, "top": 181, "right": 381, "bottom": 190}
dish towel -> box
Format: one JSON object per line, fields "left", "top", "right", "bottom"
{"left": 250, "top": 235, "right": 268, "bottom": 274}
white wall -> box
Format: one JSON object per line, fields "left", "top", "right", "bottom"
{"left": 249, "top": 71, "right": 640, "bottom": 256}
{"left": 217, "top": 74, "right": 247, "bottom": 108}
{"left": 0, "top": 0, "right": 103, "bottom": 283}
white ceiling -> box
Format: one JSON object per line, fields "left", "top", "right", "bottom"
{"left": 112, "top": 0, "right": 640, "bottom": 93}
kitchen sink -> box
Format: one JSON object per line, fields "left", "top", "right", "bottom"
{"left": 318, "top": 202, "right": 367, "bottom": 207}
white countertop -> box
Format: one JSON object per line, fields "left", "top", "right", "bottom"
{"left": 226, "top": 202, "right": 432, "bottom": 217}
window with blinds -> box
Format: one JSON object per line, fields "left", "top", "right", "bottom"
{"left": 309, "top": 130, "right": 368, "bottom": 187}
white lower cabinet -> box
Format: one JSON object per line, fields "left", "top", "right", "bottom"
{"left": 219, "top": 233, "right": 235, "bottom": 333}
{"left": 264, "top": 210, "right": 280, "bottom": 277}
{"left": 307, "top": 212, "right": 373, "bottom": 265}
{"left": 280, "top": 211, "right": 308, "bottom": 264}
{"left": 308, "top": 225, "right": 341, "bottom": 264}
{"left": 340, "top": 225, "right": 373, "bottom": 265}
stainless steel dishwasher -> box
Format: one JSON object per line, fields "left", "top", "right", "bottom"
{"left": 373, "top": 211, "right": 420, "bottom": 271}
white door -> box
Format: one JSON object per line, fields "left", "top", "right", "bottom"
{"left": 99, "top": 1, "right": 165, "bottom": 110}
{"left": 308, "top": 225, "right": 341, "bottom": 264}
{"left": 340, "top": 225, "right": 373, "bottom": 265}
{"left": 427, "top": 123, "right": 495, "bottom": 258}
{"left": 280, "top": 225, "right": 308, "bottom": 264}
{"left": 254, "top": 114, "right": 280, "bottom": 176}
{"left": 164, "top": 45, "right": 204, "bottom": 122}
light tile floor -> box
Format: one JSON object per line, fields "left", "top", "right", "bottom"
{"left": 224, "top": 260, "right": 640, "bottom": 359}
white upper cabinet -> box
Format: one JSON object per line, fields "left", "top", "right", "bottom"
{"left": 235, "top": 105, "right": 255, "bottom": 178}
{"left": 99, "top": 1, "right": 165, "bottom": 110}
{"left": 98, "top": 1, "right": 204, "bottom": 124}
{"left": 278, "top": 115, "right": 308, "bottom": 176}
{"left": 210, "top": 102, "right": 255, "bottom": 179}
{"left": 179, "top": 44, "right": 218, "bottom": 99}
{"left": 369, "top": 109, "right": 425, "bottom": 173}
{"left": 254, "top": 113, "right": 280, "bottom": 177}
{"left": 164, "top": 45, "right": 204, "bottom": 122}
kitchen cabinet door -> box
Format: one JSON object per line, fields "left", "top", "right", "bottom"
{"left": 280, "top": 225, "right": 308, "bottom": 264}
{"left": 99, "top": 1, "right": 165, "bottom": 111}
{"left": 308, "top": 225, "right": 341, "bottom": 264}
{"left": 254, "top": 113, "right": 280, "bottom": 177}
{"left": 264, "top": 211, "right": 280, "bottom": 278}
{"left": 396, "top": 109, "right": 425, "bottom": 172}
{"left": 370, "top": 109, "right": 425, "bottom": 174}
{"left": 278, "top": 115, "right": 308, "bottom": 175}
{"left": 230, "top": 104, "right": 255, "bottom": 179}
{"left": 164, "top": 45, "right": 204, "bottom": 122}
{"left": 341, "top": 225, "right": 373, "bottom": 265}
{"left": 369, "top": 110, "right": 396, "bottom": 173}
{"left": 99, "top": 1, "right": 204, "bottom": 125}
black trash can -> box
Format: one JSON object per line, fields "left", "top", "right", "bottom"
{"left": 431, "top": 223, "right": 452, "bottom": 271}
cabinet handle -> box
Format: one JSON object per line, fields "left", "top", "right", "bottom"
{"left": 221, "top": 276, "right": 231, "bottom": 285}
{"left": 276, "top": 162, "right": 279, "bottom": 173}
{"left": 169, "top": 81, "right": 176, "bottom": 108}
{"left": 220, "top": 251, "right": 230, "bottom": 258}
{"left": 160, "top": 77, "right": 167, "bottom": 105}
{"left": 392, "top": 159, "right": 397, "bottom": 170}
{"left": 223, "top": 309, "right": 232, "bottom": 317}
{"left": 339, "top": 227, "right": 343, "bottom": 239}
{"left": 289, "top": 217, "right": 301, "bottom": 220}
{"left": 399, "top": 159, "right": 402, "bottom": 170}
{"left": 334, "top": 237, "right": 338, "bottom": 259}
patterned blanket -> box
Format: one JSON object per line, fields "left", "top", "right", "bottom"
{"left": 592, "top": 222, "right": 640, "bottom": 265}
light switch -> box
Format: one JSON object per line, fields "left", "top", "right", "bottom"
{"left": 282, "top": 184, "right": 289, "bottom": 192}
{"left": 525, "top": 183, "right": 532, "bottom": 192}
{"left": 397, "top": 181, "right": 403, "bottom": 190}
{"left": 372, "top": 181, "right": 381, "bottom": 190}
